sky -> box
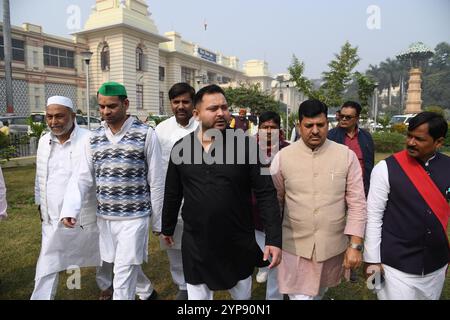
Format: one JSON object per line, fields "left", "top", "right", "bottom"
{"left": 2, "top": 0, "right": 449, "bottom": 79}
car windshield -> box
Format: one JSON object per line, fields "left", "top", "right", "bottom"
{"left": 390, "top": 116, "right": 407, "bottom": 124}
{"left": 76, "top": 116, "right": 87, "bottom": 125}
{"left": 10, "top": 117, "right": 28, "bottom": 125}
{"left": 31, "top": 114, "right": 46, "bottom": 123}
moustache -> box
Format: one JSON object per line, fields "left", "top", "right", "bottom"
{"left": 407, "top": 147, "right": 418, "bottom": 152}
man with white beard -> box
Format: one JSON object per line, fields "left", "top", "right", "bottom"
{"left": 31, "top": 96, "right": 100, "bottom": 300}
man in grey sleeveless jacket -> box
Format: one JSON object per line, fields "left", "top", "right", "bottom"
{"left": 61, "top": 82, "right": 165, "bottom": 300}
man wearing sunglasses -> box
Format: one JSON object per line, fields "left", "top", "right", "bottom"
{"left": 328, "top": 101, "right": 374, "bottom": 197}
{"left": 328, "top": 101, "right": 374, "bottom": 283}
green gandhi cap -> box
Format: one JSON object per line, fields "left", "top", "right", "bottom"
{"left": 98, "top": 81, "right": 128, "bottom": 97}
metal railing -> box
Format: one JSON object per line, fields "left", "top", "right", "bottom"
{"left": 1, "top": 132, "right": 38, "bottom": 159}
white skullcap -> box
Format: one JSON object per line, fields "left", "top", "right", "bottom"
{"left": 46, "top": 96, "right": 74, "bottom": 110}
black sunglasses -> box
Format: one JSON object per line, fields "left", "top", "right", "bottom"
{"left": 340, "top": 115, "right": 357, "bottom": 120}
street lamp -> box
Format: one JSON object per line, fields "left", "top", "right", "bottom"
{"left": 372, "top": 82, "right": 379, "bottom": 132}
{"left": 81, "top": 51, "right": 93, "bottom": 129}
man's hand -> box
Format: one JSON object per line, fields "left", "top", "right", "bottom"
{"left": 61, "top": 217, "right": 77, "bottom": 228}
{"left": 264, "top": 246, "right": 282, "bottom": 269}
{"left": 161, "top": 234, "right": 174, "bottom": 247}
{"left": 343, "top": 247, "right": 363, "bottom": 270}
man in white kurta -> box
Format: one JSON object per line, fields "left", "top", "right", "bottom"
{"left": 62, "top": 82, "right": 165, "bottom": 300}
{"left": 31, "top": 96, "right": 101, "bottom": 300}
{"left": 155, "top": 82, "right": 198, "bottom": 300}
{"left": 0, "top": 165, "right": 7, "bottom": 220}
{"left": 364, "top": 112, "right": 449, "bottom": 300}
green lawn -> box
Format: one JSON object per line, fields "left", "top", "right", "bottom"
{"left": 0, "top": 164, "right": 448, "bottom": 300}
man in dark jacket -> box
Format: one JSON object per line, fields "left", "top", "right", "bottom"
{"left": 328, "top": 101, "right": 374, "bottom": 197}
{"left": 328, "top": 101, "right": 374, "bottom": 283}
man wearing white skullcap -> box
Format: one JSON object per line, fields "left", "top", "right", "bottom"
{"left": 31, "top": 96, "right": 101, "bottom": 299}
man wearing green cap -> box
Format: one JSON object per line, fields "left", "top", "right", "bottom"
{"left": 61, "top": 81, "right": 165, "bottom": 300}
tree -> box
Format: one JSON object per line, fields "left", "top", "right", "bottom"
{"left": 321, "top": 41, "right": 360, "bottom": 107}
{"left": 424, "top": 105, "right": 445, "bottom": 116}
{"left": 355, "top": 72, "right": 377, "bottom": 119}
{"left": 366, "top": 59, "right": 409, "bottom": 109}
{"left": 289, "top": 42, "right": 360, "bottom": 108}
{"left": 223, "top": 83, "right": 280, "bottom": 115}
{"left": 288, "top": 56, "right": 317, "bottom": 100}
{"left": 378, "top": 58, "right": 404, "bottom": 106}
{"left": 422, "top": 42, "right": 450, "bottom": 109}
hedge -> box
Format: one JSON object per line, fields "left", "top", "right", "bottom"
{"left": 373, "top": 131, "right": 406, "bottom": 153}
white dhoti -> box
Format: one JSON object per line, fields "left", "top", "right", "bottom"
{"left": 97, "top": 216, "right": 152, "bottom": 300}
{"left": 31, "top": 221, "right": 101, "bottom": 300}
{"left": 160, "top": 214, "right": 186, "bottom": 290}
{"left": 96, "top": 261, "right": 155, "bottom": 300}
{"left": 255, "top": 230, "right": 283, "bottom": 300}
{"left": 377, "top": 264, "right": 447, "bottom": 300}
{"left": 187, "top": 276, "right": 252, "bottom": 300}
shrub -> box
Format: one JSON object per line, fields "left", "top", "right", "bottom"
{"left": 373, "top": 131, "right": 406, "bottom": 153}
{"left": 27, "top": 117, "right": 47, "bottom": 139}
{"left": 390, "top": 123, "right": 408, "bottom": 135}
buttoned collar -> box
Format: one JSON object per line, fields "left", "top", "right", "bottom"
{"left": 296, "top": 138, "right": 331, "bottom": 155}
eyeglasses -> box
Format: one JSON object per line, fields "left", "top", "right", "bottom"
{"left": 340, "top": 115, "right": 357, "bottom": 121}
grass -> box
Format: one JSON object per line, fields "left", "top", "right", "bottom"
{"left": 0, "top": 163, "right": 448, "bottom": 300}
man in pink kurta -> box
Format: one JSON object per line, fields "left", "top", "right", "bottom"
{"left": 270, "top": 100, "right": 367, "bottom": 300}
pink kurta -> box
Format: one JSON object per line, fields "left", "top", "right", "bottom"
{"left": 272, "top": 146, "right": 366, "bottom": 296}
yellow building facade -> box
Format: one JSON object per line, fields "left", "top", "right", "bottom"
{"left": 1, "top": 0, "right": 279, "bottom": 118}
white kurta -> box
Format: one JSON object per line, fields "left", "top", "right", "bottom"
{"left": 155, "top": 116, "right": 198, "bottom": 250}
{"left": 0, "top": 166, "right": 7, "bottom": 220}
{"left": 61, "top": 116, "right": 165, "bottom": 265}
{"left": 364, "top": 160, "right": 448, "bottom": 300}
{"left": 34, "top": 127, "right": 101, "bottom": 280}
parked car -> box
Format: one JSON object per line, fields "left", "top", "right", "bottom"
{"left": 389, "top": 114, "right": 417, "bottom": 127}
{"left": 84, "top": 116, "right": 102, "bottom": 129}
{"left": 327, "top": 114, "right": 338, "bottom": 128}
{"left": 31, "top": 112, "right": 102, "bottom": 130}
{"left": 0, "top": 116, "right": 31, "bottom": 134}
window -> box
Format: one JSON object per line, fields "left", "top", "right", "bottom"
{"left": 136, "top": 47, "right": 144, "bottom": 71}
{"left": 222, "top": 77, "right": 231, "bottom": 84}
{"left": 0, "top": 36, "right": 25, "bottom": 61}
{"left": 159, "top": 91, "right": 165, "bottom": 114}
{"left": 101, "top": 45, "right": 110, "bottom": 71}
{"left": 181, "top": 67, "right": 194, "bottom": 86}
{"left": 136, "top": 85, "right": 144, "bottom": 110}
{"left": 43, "top": 45, "right": 74, "bottom": 68}
{"left": 35, "top": 95, "right": 41, "bottom": 110}
{"left": 207, "top": 72, "right": 217, "bottom": 84}
{"left": 159, "top": 66, "right": 165, "bottom": 81}
{"left": 33, "top": 51, "right": 38, "bottom": 66}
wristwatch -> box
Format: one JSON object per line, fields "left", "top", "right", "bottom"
{"left": 349, "top": 243, "right": 364, "bottom": 252}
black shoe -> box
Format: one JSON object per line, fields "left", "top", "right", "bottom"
{"left": 350, "top": 269, "right": 359, "bottom": 283}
